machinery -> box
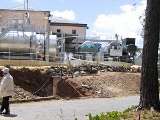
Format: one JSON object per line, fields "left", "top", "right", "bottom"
{"left": 0, "top": 31, "right": 37, "bottom": 59}
{"left": 0, "top": 9, "right": 57, "bottom": 61}
{"left": 98, "top": 38, "right": 137, "bottom": 63}
{"left": 0, "top": 31, "right": 57, "bottom": 61}
{"left": 121, "top": 38, "right": 137, "bottom": 63}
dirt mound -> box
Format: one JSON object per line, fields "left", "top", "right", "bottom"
{"left": 6, "top": 67, "right": 141, "bottom": 100}
{"left": 13, "top": 85, "right": 40, "bottom": 100}
{"left": 68, "top": 72, "right": 141, "bottom": 98}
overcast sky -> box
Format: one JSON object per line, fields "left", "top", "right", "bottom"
{"left": 0, "top": 0, "right": 146, "bottom": 48}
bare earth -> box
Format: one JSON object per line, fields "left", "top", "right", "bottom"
{"left": 67, "top": 71, "right": 141, "bottom": 98}
{"left": 8, "top": 67, "right": 141, "bottom": 100}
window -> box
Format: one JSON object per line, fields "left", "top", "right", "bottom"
{"left": 72, "top": 29, "right": 76, "bottom": 34}
{"left": 57, "top": 29, "right": 61, "bottom": 33}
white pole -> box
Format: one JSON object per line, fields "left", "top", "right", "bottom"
{"left": 9, "top": 48, "right": 10, "bottom": 60}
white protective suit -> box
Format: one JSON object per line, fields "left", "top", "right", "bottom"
{"left": 0, "top": 72, "right": 14, "bottom": 97}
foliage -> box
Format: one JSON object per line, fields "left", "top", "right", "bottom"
{"left": 87, "top": 105, "right": 160, "bottom": 120}
{"left": 87, "top": 105, "right": 132, "bottom": 120}
{"left": 88, "top": 111, "right": 130, "bottom": 120}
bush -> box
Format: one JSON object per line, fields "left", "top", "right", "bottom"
{"left": 87, "top": 105, "right": 138, "bottom": 120}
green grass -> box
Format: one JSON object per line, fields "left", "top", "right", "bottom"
{"left": 86, "top": 105, "right": 160, "bottom": 120}
{"left": 87, "top": 105, "right": 136, "bottom": 120}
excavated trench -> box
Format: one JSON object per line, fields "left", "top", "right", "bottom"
{"left": 0, "top": 65, "right": 141, "bottom": 100}
{"left": 7, "top": 67, "right": 83, "bottom": 100}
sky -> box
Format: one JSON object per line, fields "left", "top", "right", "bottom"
{"left": 0, "top": 0, "right": 146, "bottom": 48}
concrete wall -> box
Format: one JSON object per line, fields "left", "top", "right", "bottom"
{"left": 66, "top": 59, "right": 132, "bottom": 67}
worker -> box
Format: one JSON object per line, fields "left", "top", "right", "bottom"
{"left": 0, "top": 67, "right": 14, "bottom": 114}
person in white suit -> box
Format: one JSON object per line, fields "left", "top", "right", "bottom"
{"left": 0, "top": 67, "right": 14, "bottom": 114}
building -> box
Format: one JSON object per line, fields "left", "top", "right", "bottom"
{"left": 0, "top": 9, "right": 52, "bottom": 61}
{"left": 50, "top": 16, "right": 88, "bottom": 53}
{"left": 0, "top": 9, "right": 88, "bottom": 62}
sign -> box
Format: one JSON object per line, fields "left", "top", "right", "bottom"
{"left": 110, "top": 49, "right": 122, "bottom": 56}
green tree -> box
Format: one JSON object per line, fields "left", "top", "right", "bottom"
{"left": 138, "top": 0, "right": 160, "bottom": 110}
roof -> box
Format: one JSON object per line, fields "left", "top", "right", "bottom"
{"left": 50, "top": 16, "right": 88, "bottom": 27}
{"left": 79, "top": 41, "right": 97, "bottom": 52}
{"left": 51, "top": 16, "right": 78, "bottom": 24}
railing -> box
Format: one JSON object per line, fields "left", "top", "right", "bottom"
{"left": 0, "top": 14, "right": 18, "bottom": 39}
{"left": 0, "top": 14, "right": 17, "bottom": 29}
{"left": 0, "top": 13, "right": 46, "bottom": 39}
{"left": 0, "top": 24, "right": 16, "bottom": 39}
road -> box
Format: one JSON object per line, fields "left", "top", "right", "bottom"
{"left": 0, "top": 96, "right": 139, "bottom": 120}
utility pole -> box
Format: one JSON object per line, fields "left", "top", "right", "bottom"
{"left": 26, "top": 0, "right": 28, "bottom": 10}
{"left": 24, "top": 0, "right": 25, "bottom": 10}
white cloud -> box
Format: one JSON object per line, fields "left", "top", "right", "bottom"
{"left": 51, "top": 10, "right": 76, "bottom": 21}
{"left": 93, "top": 0, "right": 146, "bottom": 48}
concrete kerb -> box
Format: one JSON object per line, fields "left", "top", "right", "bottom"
{"left": 8, "top": 96, "right": 60, "bottom": 104}
{"left": 8, "top": 96, "right": 88, "bottom": 104}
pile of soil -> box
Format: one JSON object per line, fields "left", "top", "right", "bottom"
{"left": 68, "top": 72, "right": 141, "bottom": 98}
{"left": 3, "top": 67, "right": 141, "bottom": 100}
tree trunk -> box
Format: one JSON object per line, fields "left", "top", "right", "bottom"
{"left": 139, "top": 0, "right": 160, "bottom": 110}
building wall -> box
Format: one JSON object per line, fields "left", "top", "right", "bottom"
{"left": 50, "top": 25, "right": 86, "bottom": 37}
{"left": 50, "top": 23, "right": 87, "bottom": 53}
{"left": 0, "top": 9, "right": 50, "bottom": 31}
